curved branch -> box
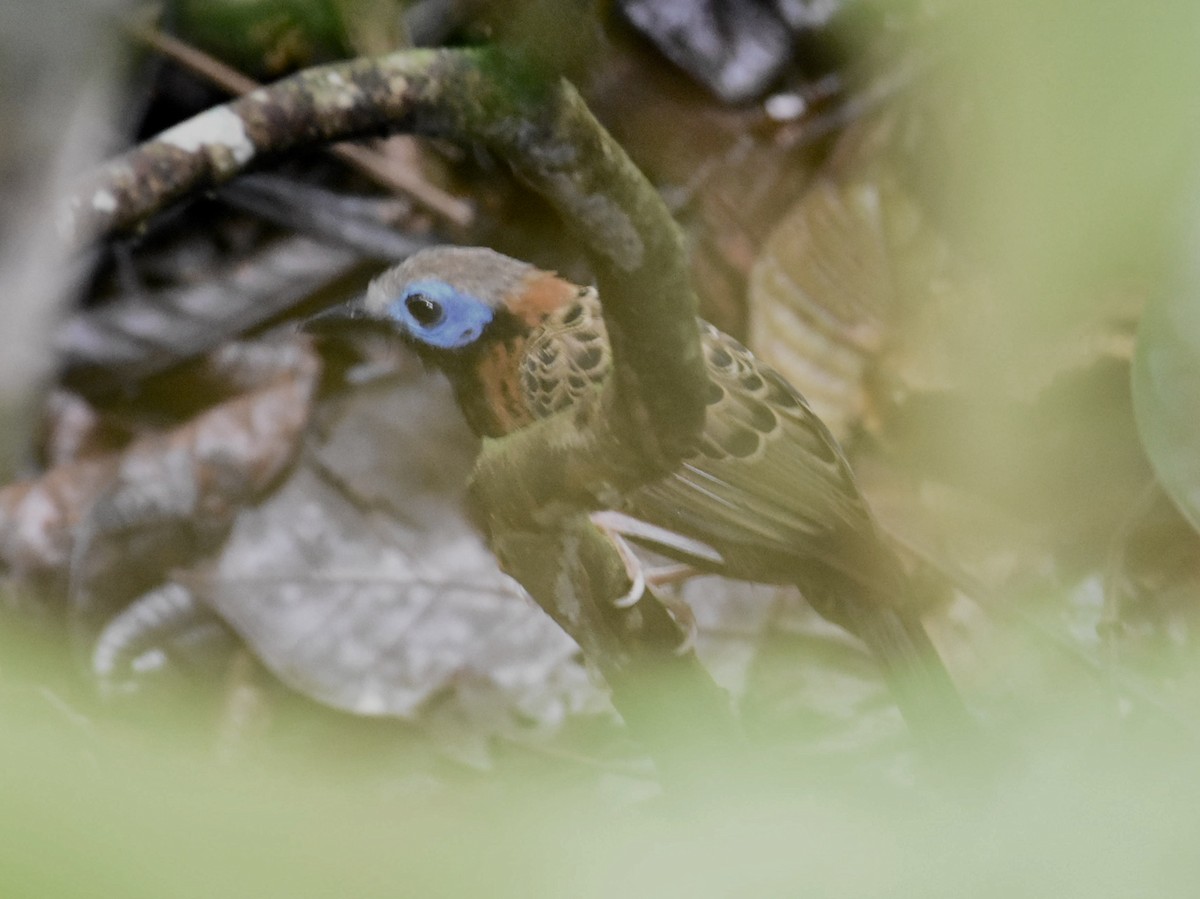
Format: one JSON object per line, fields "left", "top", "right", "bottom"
{"left": 64, "top": 47, "right": 731, "bottom": 776}
{"left": 64, "top": 47, "right": 707, "bottom": 519}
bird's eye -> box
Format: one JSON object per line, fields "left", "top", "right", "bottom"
{"left": 405, "top": 292, "right": 444, "bottom": 327}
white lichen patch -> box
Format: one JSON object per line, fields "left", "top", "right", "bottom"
{"left": 764, "top": 92, "right": 806, "bottom": 121}
{"left": 158, "top": 106, "right": 255, "bottom": 166}
{"left": 91, "top": 189, "right": 118, "bottom": 213}
{"left": 558, "top": 182, "right": 644, "bottom": 270}
{"left": 317, "top": 69, "right": 361, "bottom": 110}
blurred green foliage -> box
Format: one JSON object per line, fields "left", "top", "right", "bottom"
{"left": 172, "top": 0, "right": 356, "bottom": 74}
{"left": 936, "top": 0, "right": 1200, "bottom": 343}
{"left": 1133, "top": 200, "right": 1200, "bottom": 534}
{"left": 3, "top": 673, "right": 1200, "bottom": 898}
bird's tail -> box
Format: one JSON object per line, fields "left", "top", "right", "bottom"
{"left": 850, "top": 602, "right": 978, "bottom": 752}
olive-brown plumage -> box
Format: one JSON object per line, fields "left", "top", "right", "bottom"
{"left": 330, "top": 246, "right": 972, "bottom": 741}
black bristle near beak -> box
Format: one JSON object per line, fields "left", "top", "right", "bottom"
{"left": 302, "top": 293, "right": 410, "bottom": 391}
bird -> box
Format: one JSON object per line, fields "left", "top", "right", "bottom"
{"left": 310, "top": 245, "right": 974, "bottom": 744}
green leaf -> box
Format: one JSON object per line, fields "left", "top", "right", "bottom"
{"left": 1133, "top": 216, "right": 1200, "bottom": 533}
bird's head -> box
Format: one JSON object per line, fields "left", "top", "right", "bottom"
{"left": 305, "top": 246, "right": 595, "bottom": 436}
{"left": 306, "top": 246, "right": 581, "bottom": 367}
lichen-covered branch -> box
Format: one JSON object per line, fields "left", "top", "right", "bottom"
{"left": 66, "top": 47, "right": 722, "bottom": 767}
{"left": 65, "top": 46, "right": 708, "bottom": 523}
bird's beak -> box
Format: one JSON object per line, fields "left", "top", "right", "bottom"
{"left": 302, "top": 293, "right": 406, "bottom": 385}
{"left": 302, "top": 293, "right": 382, "bottom": 337}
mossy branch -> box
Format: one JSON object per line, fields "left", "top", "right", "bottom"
{"left": 66, "top": 47, "right": 729, "bottom": 774}
{"left": 65, "top": 47, "right": 707, "bottom": 517}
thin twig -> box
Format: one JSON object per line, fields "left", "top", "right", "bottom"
{"left": 129, "top": 24, "right": 474, "bottom": 228}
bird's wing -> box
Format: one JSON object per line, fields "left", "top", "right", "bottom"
{"left": 518, "top": 288, "right": 610, "bottom": 418}
{"left": 623, "top": 322, "right": 889, "bottom": 590}
{"left": 518, "top": 300, "right": 889, "bottom": 592}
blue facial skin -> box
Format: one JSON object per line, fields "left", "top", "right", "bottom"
{"left": 387, "top": 278, "right": 494, "bottom": 350}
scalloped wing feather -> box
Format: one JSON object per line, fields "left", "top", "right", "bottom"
{"left": 519, "top": 288, "right": 610, "bottom": 418}
{"left": 624, "top": 323, "right": 885, "bottom": 588}
{"left": 518, "top": 302, "right": 887, "bottom": 591}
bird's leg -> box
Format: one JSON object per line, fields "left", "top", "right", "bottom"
{"left": 591, "top": 518, "right": 699, "bottom": 656}
{"left": 484, "top": 511, "right": 741, "bottom": 788}
{"left": 645, "top": 563, "right": 703, "bottom": 588}
{"left": 589, "top": 511, "right": 708, "bottom": 656}
{"left": 589, "top": 524, "right": 645, "bottom": 610}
